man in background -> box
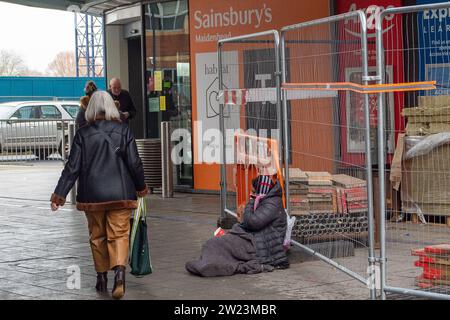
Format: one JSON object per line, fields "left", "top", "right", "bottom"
{"left": 107, "top": 78, "right": 137, "bottom": 123}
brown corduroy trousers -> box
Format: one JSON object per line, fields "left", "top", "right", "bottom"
{"left": 85, "top": 209, "right": 131, "bottom": 272}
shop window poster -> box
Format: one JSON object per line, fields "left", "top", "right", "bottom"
{"left": 345, "top": 66, "right": 395, "bottom": 154}
{"left": 417, "top": 0, "right": 450, "bottom": 96}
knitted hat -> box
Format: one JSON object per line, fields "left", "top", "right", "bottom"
{"left": 252, "top": 175, "right": 275, "bottom": 195}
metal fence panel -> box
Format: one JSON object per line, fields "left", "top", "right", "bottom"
{"left": 0, "top": 119, "right": 73, "bottom": 162}
{"left": 376, "top": 3, "right": 450, "bottom": 300}
{"left": 280, "top": 11, "right": 376, "bottom": 298}
{"left": 218, "top": 30, "right": 282, "bottom": 223}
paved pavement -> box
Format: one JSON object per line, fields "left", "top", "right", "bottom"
{"left": 0, "top": 162, "right": 446, "bottom": 300}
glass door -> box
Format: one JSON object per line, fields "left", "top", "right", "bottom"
{"left": 144, "top": 0, "right": 192, "bottom": 187}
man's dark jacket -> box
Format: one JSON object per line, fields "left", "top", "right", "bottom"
{"left": 107, "top": 89, "right": 137, "bottom": 123}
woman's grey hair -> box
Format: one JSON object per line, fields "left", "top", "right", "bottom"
{"left": 85, "top": 91, "right": 120, "bottom": 123}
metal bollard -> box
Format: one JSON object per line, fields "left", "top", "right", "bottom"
{"left": 67, "top": 123, "right": 77, "bottom": 204}
{"left": 161, "top": 121, "right": 173, "bottom": 198}
{"left": 61, "top": 120, "right": 66, "bottom": 162}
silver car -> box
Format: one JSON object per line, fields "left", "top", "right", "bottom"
{"left": 0, "top": 101, "right": 79, "bottom": 159}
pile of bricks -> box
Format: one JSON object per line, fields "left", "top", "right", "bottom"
{"left": 332, "top": 174, "right": 368, "bottom": 214}
{"left": 289, "top": 170, "right": 334, "bottom": 216}
{"left": 288, "top": 169, "right": 369, "bottom": 243}
{"left": 289, "top": 169, "right": 369, "bottom": 216}
{"left": 289, "top": 169, "right": 309, "bottom": 215}
{"left": 412, "top": 244, "right": 450, "bottom": 288}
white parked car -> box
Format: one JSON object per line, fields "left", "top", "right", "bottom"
{"left": 0, "top": 101, "right": 80, "bottom": 159}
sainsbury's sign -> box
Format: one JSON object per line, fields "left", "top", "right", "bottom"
{"left": 193, "top": 4, "right": 273, "bottom": 30}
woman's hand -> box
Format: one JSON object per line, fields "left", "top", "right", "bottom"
{"left": 51, "top": 202, "right": 60, "bottom": 212}
{"left": 237, "top": 203, "right": 246, "bottom": 222}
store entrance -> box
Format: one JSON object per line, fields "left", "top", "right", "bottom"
{"left": 144, "top": 0, "right": 192, "bottom": 188}
{"left": 127, "top": 36, "right": 145, "bottom": 139}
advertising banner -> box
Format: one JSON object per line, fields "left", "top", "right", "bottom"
{"left": 416, "top": 0, "right": 450, "bottom": 95}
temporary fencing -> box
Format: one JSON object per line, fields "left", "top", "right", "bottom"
{"left": 376, "top": 2, "right": 450, "bottom": 300}
{"left": 280, "top": 11, "right": 377, "bottom": 298}
{"left": 218, "top": 30, "right": 283, "bottom": 223}
{"left": 217, "top": 4, "right": 450, "bottom": 300}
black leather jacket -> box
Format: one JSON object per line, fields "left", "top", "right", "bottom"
{"left": 51, "top": 120, "right": 147, "bottom": 211}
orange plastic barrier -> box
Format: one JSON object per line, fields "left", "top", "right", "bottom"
{"left": 234, "top": 133, "right": 286, "bottom": 211}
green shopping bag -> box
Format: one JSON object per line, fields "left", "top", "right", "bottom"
{"left": 129, "top": 197, "right": 153, "bottom": 277}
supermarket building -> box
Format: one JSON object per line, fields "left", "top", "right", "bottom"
{"left": 2, "top": 0, "right": 442, "bottom": 193}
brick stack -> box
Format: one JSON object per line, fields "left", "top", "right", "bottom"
{"left": 412, "top": 244, "right": 450, "bottom": 288}
{"left": 332, "top": 174, "right": 368, "bottom": 214}
{"left": 305, "top": 172, "right": 334, "bottom": 214}
{"left": 288, "top": 169, "right": 334, "bottom": 216}
{"left": 288, "top": 170, "right": 369, "bottom": 244}
{"left": 289, "top": 168, "right": 309, "bottom": 216}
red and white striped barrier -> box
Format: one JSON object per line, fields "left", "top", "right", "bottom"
{"left": 222, "top": 89, "right": 248, "bottom": 105}
{"left": 220, "top": 87, "right": 337, "bottom": 105}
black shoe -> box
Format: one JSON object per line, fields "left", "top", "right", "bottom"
{"left": 95, "top": 272, "right": 108, "bottom": 293}
{"left": 112, "top": 266, "right": 126, "bottom": 299}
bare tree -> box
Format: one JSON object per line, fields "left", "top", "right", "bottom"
{"left": 47, "top": 51, "right": 76, "bottom": 77}
{"left": 24, "top": 69, "right": 45, "bottom": 77}
{"left": 75, "top": 57, "right": 104, "bottom": 77}
{"left": 0, "top": 50, "right": 28, "bottom": 76}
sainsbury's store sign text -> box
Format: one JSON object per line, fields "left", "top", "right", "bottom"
{"left": 194, "top": 4, "right": 273, "bottom": 30}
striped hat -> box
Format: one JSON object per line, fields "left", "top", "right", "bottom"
{"left": 253, "top": 175, "right": 275, "bottom": 195}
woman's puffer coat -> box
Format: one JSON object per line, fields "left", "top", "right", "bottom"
{"left": 240, "top": 182, "right": 289, "bottom": 268}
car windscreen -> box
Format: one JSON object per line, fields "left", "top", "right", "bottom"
{"left": 0, "top": 107, "right": 16, "bottom": 119}
{"left": 62, "top": 105, "right": 79, "bottom": 118}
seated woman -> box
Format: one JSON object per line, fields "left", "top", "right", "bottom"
{"left": 185, "top": 175, "right": 289, "bottom": 277}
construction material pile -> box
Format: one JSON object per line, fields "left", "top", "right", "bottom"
{"left": 292, "top": 213, "right": 368, "bottom": 241}
{"left": 403, "top": 96, "right": 450, "bottom": 135}
{"left": 412, "top": 244, "right": 450, "bottom": 289}
{"left": 289, "top": 169, "right": 334, "bottom": 215}
{"left": 332, "top": 174, "right": 368, "bottom": 214}
{"left": 395, "top": 95, "right": 450, "bottom": 222}
{"left": 289, "top": 169, "right": 369, "bottom": 243}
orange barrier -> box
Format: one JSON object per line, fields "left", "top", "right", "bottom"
{"left": 234, "top": 133, "right": 286, "bottom": 211}
{"left": 282, "top": 81, "right": 436, "bottom": 94}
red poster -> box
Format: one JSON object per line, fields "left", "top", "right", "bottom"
{"left": 336, "top": 0, "right": 404, "bottom": 166}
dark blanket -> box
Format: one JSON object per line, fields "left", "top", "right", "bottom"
{"left": 185, "top": 224, "right": 274, "bottom": 277}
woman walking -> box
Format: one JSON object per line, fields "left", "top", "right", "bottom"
{"left": 50, "top": 91, "right": 148, "bottom": 299}
{"left": 76, "top": 80, "right": 98, "bottom": 130}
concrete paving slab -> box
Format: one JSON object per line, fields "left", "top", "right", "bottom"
{"left": 0, "top": 163, "right": 448, "bottom": 300}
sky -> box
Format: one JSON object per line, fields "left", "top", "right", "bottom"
{"left": 0, "top": 2, "right": 75, "bottom": 73}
